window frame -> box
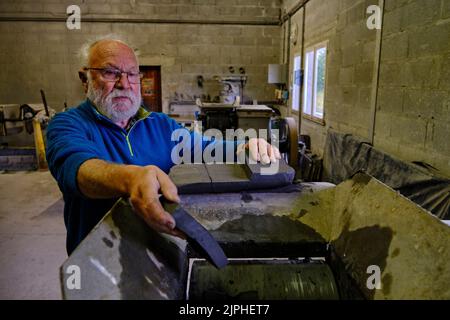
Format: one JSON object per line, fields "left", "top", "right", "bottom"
{"left": 302, "top": 41, "right": 328, "bottom": 125}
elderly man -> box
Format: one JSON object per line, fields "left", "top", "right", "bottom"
{"left": 46, "top": 39, "right": 280, "bottom": 255}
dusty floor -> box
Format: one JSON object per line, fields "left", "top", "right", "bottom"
{"left": 0, "top": 170, "right": 66, "bottom": 299}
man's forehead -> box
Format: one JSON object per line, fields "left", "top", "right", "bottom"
{"left": 89, "top": 41, "right": 138, "bottom": 68}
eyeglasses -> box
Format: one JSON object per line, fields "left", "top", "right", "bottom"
{"left": 84, "top": 67, "right": 143, "bottom": 84}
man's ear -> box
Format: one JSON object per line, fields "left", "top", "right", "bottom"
{"left": 78, "top": 70, "right": 88, "bottom": 93}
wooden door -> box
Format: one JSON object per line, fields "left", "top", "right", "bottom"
{"left": 140, "top": 66, "right": 162, "bottom": 112}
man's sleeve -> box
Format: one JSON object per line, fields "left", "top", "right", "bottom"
{"left": 191, "top": 131, "right": 240, "bottom": 163}
{"left": 46, "top": 112, "right": 99, "bottom": 197}
{"left": 167, "top": 116, "right": 242, "bottom": 163}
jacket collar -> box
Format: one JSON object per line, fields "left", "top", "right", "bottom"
{"left": 82, "top": 99, "right": 151, "bottom": 130}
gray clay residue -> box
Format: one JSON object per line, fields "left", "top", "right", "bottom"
{"left": 216, "top": 214, "right": 326, "bottom": 243}
{"left": 102, "top": 237, "right": 113, "bottom": 248}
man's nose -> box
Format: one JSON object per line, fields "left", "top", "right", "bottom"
{"left": 115, "top": 72, "right": 131, "bottom": 90}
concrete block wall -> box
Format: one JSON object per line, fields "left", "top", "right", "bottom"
{"left": 0, "top": 0, "right": 282, "bottom": 113}
{"left": 1, "top": 0, "right": 448, "bottom": 175}
{"left": 375, "top": 0, "right": 450, "bottom": 176}
{"left": 283, "top": 0, "right": 377, "bottom": 157}
{"left": 282, "top": 0, "right": 450, "bottom": 177}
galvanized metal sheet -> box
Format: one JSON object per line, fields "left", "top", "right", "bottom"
{"left": 60, "top": 199, "right": 188, "bottom": 300}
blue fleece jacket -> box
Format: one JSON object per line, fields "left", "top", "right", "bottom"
{"left": 46, "top": 100, "right": 234, "bottom": 254}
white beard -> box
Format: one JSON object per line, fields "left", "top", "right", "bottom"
{"left": 87, "top": 84, "right": 141, "bottom": 123}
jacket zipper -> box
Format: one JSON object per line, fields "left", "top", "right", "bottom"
{"left": 90, "top": 104, "right": 151, "bottom": 158}
{"left": 122, "top": 132, "right": 134, "bottom": 157}
{"left": 122, "top": 117, "right": 148, "bottom": 157}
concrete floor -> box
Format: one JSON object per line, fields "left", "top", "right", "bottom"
{"left": 0, "top": 170, "right": 66, "bottom": 299}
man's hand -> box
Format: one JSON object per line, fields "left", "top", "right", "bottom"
{"left": 78, "top": 160, "right": 185, "bottom": 239}
{"left": 126, "top": 165, "right": 185, "bottom": 238}
{"left": 237, "top": 138, "right": 282, "bottom": 164}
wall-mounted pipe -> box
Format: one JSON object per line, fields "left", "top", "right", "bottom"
{"left": 280, "top": 1, "right": 309, "bottom": 131}
{"left": 0, "top": 16, "right": 279, "bottom": 26}
{"left": 282, "top": 22, "right": 286, "bottom": 64}
{"left": 298, "top": 5, "right": 306, "bottom": 134}
{"left": 286, "top": 15, "right": 291, "bottom": 117}
{"left": 368, "top": 0, "right": 385, "bottom": 145}
{"left": 281, "top": 0, "right": 310, "bottom": 24}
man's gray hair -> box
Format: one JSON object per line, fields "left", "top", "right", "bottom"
{"left": 78, "top": 35, "right": 139, "bottom": 67}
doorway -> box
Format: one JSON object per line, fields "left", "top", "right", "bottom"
{"left": 140, "top": 66, "right": 162, "bottom": 112}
